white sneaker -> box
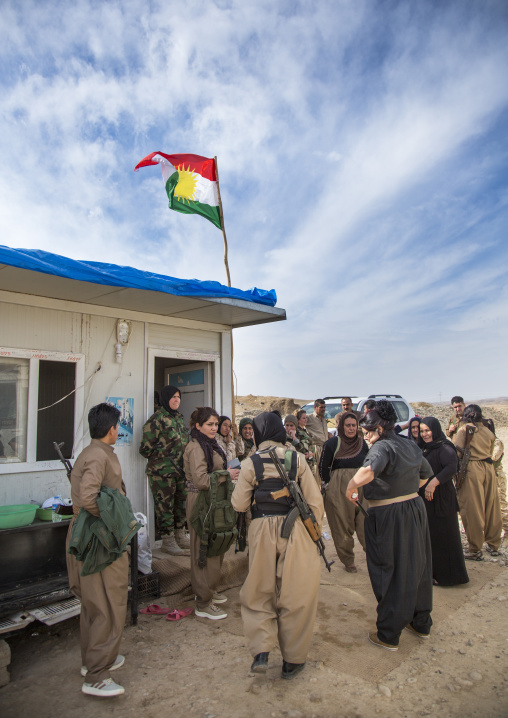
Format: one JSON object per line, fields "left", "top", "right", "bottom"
{"left": 81, "top": 654, "right": 125, "bottom": 677}
{"left": 194, "top": 603, "right": 227, "bottom": 620}
{"left": 212, "top": 592, "right": 227, "bottom": 603}
{"left": 81, "top": 677, "right": 125, "bottom": 697}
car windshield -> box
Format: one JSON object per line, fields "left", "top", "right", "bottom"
{"left": 300, "top": 401, "right": 359, "bottom": 420}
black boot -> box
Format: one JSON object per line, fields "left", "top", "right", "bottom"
{"left": 281, "top": 661, "right": 305, "bottom": 680}
{"left": 250, "top": 652, "right": 269, "bottom": 673}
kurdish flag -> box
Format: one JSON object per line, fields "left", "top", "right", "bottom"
{"left": 135, "top": 152, "right": 222, "bottom": 229}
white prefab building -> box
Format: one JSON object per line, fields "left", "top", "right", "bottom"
{"left": 0, "top": 246, "right": 285, "bottom": 526}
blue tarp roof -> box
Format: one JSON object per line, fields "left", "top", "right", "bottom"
{"left": 0, "top": 245, "right": 277, "bottom": 307}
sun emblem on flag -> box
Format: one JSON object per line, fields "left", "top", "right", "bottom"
{"left": 174, "top": 164, "right": 198, "bottom": 203}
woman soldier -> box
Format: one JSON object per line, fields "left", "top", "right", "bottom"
{"left": 455, "top": 404, "right": 502, "bottom": 560}
{"left": 346, "top": 401, "right": 434, "bottom": 651}
{"left": 319, "top": 412, "right": 369, "bottom": 573}
{"left": 184, "top": 407, "right": 240, "bottom": 620}
{"left": 231, "top": 412, "right": 324, "bottom": 679}
{"left": 139, "top": 385, "right": 190, "bottom": 556}
{"left": 237, "top": 417, "right": 256, "bottom": 461}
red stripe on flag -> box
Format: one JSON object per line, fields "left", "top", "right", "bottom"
{"left": 135, "top": 152, "right": 217, "bottom": 181}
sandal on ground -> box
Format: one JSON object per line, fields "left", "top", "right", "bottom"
{"left": 464, "top": 550, "right": 484, "bottom": 561}
{"left": 486, "top": 546, "right": 501, "bottom": 556}
{"left": 166, "top": 608, "right": 193, "bottom": 621}
{"left": 139, "top": 604, "right": 172, "bottom": 615}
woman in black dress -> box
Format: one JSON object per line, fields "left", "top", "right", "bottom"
{"left": 346, "top": 401, "right": 434, "bottom": 651}
{"left": 419, "top": 416, "right": 469, "bottom": 586}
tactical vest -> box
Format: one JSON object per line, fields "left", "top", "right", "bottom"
{"left": 189, "top": 470, "right": 238, "bottom": 567}
{"left": 250, "top": 450, "right": 297, "bottom": 519}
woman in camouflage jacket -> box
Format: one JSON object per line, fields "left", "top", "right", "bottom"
{"left": 139, "top": 385, "right": 190, "bottom": 555}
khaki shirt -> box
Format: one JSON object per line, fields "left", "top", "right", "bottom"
{"left": 231, "top": 440, "right": 324, "bottom": 528}
{"left": 70, "top": 439, "right": 125, "bottom": 518}
{"left": 455, "top": 423, "right": 495, "bottom": 460}
{"left": 306, "top": 412, "right": 329, "bottom": 446}
{"left": 446, "top": 415, "right": 466, "bottom": 442}
{"left": 183, "top": 438, "right": 226, "bottom": 490}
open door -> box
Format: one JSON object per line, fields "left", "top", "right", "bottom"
{"left": 164, "top": 362, "right": 211, "bottom": 424}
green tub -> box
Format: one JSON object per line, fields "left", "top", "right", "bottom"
{"left": 0, "top": 504, "right": 37, "bottom": 529}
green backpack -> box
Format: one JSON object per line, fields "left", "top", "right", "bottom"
{"left": 190, "top": 469, "right": 238, "bottom": 567}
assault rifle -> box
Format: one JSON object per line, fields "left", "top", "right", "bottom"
{"left": 163, "top": 452, "right": 186, "bottom": 479}
{"left": 235, "top": 512, "right": 247, "bottom": 553}
{"left": 267, "top": 448, "right": 334, "bottom": 572}
{"left": 456, "top": 425, "right": 475, "bottom": 491}
{"left": 53, "top": 441, "right": 73, "bottom": 482}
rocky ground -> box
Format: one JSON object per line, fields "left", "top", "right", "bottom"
{"left": 1, "top": 399, "right": 507, "bottom": 718}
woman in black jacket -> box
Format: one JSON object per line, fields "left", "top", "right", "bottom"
{"left": 419, "top": 416, "right": 469, "bottom": 586}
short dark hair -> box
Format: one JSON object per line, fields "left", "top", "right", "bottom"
{"left": 364, "top": 399, "right": 377, "bottom": 411}
{"left": 342, "top": 397, "right": 352, "bottom": 402}
{"left": 88, "top": 403, "right": 120, "bottom": 439}
{"left": 314, "top": 399, "right": 325, "bottom": 408}
{"left": 190, "top": 406, "right": 219, "bottom": 429}
{"left": 451, "top": 396, "right": 464, "bottom": 405}
{"left": 296, "top": 409, "right": 307, "bottom": 420}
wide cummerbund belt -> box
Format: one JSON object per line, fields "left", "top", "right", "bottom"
{"left": 251, "top": 505, "right": 292, "bottom": 519}
{"left": 367, "top": 492, "right": 418, "bottom": 508}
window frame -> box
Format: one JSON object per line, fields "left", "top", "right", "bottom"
{"left": 0, "top": 347, "right": 84, "bottom": 474}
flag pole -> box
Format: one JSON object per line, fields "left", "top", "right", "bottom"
{"left": 214, "top": 156, "right": 235, "bottom": 425}
{"left": 214, "top": 156, "right": 231, "bottom": 288}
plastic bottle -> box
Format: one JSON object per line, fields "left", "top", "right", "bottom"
{"left": 52, "top": 496, "right": 62, "bottom": 522}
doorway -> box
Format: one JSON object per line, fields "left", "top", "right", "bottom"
{"left": 152, "top": 356, "right": 214, "bottom": 425}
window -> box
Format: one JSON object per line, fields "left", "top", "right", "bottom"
{"left": 0, "top": 348, "right": 83, "bottom": 469}
{"left": 392, "top": 401, "right": 410, "bottom": 422}
{"left": 37, "top": 360, "right": 76, "bottom": 461}
{"left": 0, "top": 358, "right": 29, "bottom": 462}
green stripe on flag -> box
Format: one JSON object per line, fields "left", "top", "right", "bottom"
{"left": 165, "top": 175, "right": 222, "bottom": 229}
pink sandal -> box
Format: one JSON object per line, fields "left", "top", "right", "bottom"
{"left": 139, "top": 604, "right": 172, "bottom": 615}
{"left": 166, "top": 607, "right": 193, "bottom": 621}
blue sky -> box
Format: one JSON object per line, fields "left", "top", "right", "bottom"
{"left": 1, "top": 0, "right": 507, "bottom": 402}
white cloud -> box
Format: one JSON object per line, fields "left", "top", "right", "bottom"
{"left": 1, "top": 0, "right": 507, "bottom": 401}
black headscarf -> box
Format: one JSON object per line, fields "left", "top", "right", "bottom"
{"left": 190, "top": 426, "right": 226, "bottom": 472}
{"left": 419, "top": 416, "right": 455, "bottom": 453}
{"left": 160, "top": 385, "right": 180, "bottom": 416}
{"left": 408, "top": 416, "right": 421, "bottom": 444}
{"left": 253, "top": 412, "right": 287, "bottom": 447}
{"left": 218, "top": 415, "right": 231, "bottom": 437}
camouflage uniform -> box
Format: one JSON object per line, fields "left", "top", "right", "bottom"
{"left": 493, "top": 438, "right": 508, "bottom": 534}
{"left": 139, "top": 408, "right": 189, "bottom": 536}
{"left": 295, "top": 426, "right": 316, "bottom": 471}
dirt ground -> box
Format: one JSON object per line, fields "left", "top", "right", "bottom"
{"left": 1, "top": 400, "right": 508, "bottom": 718}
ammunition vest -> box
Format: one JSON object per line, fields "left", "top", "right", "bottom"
{"left": 250, "top": 451, "right": 297, "bottom": 519}
{"left": 189, "top": 470, "right": 237, "bottom": 567}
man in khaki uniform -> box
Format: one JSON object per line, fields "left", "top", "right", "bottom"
{"left": 455, "top": 405, "right": 502, "bottom": 559}
{"left": 446, "top": 395, "right": 467, "bottom": 442}
{"left": 67, "top": 403, "right": 128, "bottom": 698}
{"left": 232, "top": 412, "right": 324, "bottom": 680}
{"left": 305, "top": 399, "right": 330, "bottom": 484}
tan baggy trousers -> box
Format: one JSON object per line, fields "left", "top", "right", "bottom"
{"left": 324, "top": 467, "right": 366, "bottom": 567}
{"left": 186, "top": 491, "right": 223, "bottom": 609}
{"left": 67, "top": 547, "right": 128, "bottom": 682}
{"left": 240, "top": 515, "right": 321, "bottom": 664}
{"left": 457, "top": 460, "right": 502, "bottom": 552}
{"left": 496, "top": 465, "right": 508, "bottom": 533}
{"left": 311, "top": 445, "right": 323, "bottom": 487}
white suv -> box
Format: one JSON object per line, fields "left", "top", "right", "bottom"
{"left": 299, "top": 394, "right": 412, "bottom": 434}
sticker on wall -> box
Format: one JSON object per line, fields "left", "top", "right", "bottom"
{"left": 107, "top": 397, "right": 134, "bottom": 446}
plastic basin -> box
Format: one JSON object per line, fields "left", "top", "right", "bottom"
{"left": 0, "top": 504, "right": 37, "bottom": 529}
{"left": 36, "top": 507, "right": 53, "bottom": 521}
